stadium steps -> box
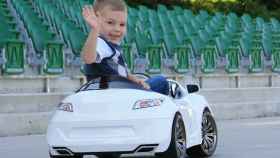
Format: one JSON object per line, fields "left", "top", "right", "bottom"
{"left": 0, "top": 93, "right": 69, "bottom": 113}
{"left": 0, "top": 75, "right": 84, "bottom": 94}
{"left": 211, "top": 101, "right": 280, "bottom": 120}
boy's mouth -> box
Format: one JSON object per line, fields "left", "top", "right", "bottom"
{"left": 109, "top": 34, "right": 121, "bottom": 39}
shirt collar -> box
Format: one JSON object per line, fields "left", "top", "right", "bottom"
{"left": 99, "top": 36, "right": 122, "bottom": 52}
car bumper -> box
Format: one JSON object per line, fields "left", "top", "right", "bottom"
{"left": 47, "top": 117, "right": 173, "bottom": 155}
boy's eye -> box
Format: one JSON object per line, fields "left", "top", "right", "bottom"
{"left": 107, "top": 21, "right": 114, "bottom": 25}
{"left": 120, "top": 23, "right": 126, "bottom": 27}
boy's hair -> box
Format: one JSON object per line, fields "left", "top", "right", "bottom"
{"left": 93, "top": 0, "right": 127, "bottom": 12}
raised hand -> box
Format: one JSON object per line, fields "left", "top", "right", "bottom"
{"left": 82, "top": 5, "right": 100, "bottom": 32}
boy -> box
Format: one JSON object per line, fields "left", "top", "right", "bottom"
{"left": 82, "top": 0, "right": 168, "bottom": 95}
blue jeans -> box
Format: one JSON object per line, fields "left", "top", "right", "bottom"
{"left": 145, "top": 76, "right": 169, "bottom": 95}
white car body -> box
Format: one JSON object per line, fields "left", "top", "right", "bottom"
{"left": 47, "top": 77, "right": 214, "bottom": 157}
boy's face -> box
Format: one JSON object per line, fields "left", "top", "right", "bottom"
{"left": 98, "top": 6, "right": 127, "bottom": 44}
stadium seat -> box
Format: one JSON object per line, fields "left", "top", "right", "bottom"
{"left": 0, "top": 0, "right": 26, "bottom": 75}
{"left": 225, "top": 47, "right": 240, "bottom": 73}
{"left": 1, "top": 40, "right": 25, "bottom": 74}
{"left": 121, "top": 44, "right": 133, "bottom": 71}
{"left": 135, "top": 30, "right": 162, "bottom": 73}
{"left": 240, "top": 37, "right": 252, "bottom": 57}
{"left": 201, "top": 46, "right": 217, "bottom": 73}
{"left": 271, "top": 18, "right": 280, "bottom": 32}
{"left": 272, "top": 48, "right": 280, "bottom": 72}
{"left": 43, "top": 41, "right": 64, "bottom": 74}
{"left": 249, "top": 48, "right": 263, "bottom": 73}
{"left": 163, "top": 33, "right": 191, "bottom": 73}
{"left": 216, "top": 36, "right": 231, "bottom": 57}
{"left": 190, "top": 35, "right": 204, "bottom": 57}
{"left": 11, "top": 0, "right": 64, "bottom": 74}
{"left": 262, "top": 37, "right": 272, "bottom": 58}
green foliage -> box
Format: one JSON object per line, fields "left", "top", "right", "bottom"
{"left": 125, "top": 0, "right": 280, "bottom": 20}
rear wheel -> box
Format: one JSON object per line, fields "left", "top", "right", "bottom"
{"left": 156, "top": 113, "right": 187, "bottom": 158}
{"left": 96, "top": 153, "right": 121, "bottom": 158}
{"left": 187, "top": 111, "right": 218, "bottom": 158}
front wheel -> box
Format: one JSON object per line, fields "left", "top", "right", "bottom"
{"left": 156, "top": 113, "right": 187, "bottom": 158}
{"left": 187, "top": 111, "right": 218, "bottom": 158}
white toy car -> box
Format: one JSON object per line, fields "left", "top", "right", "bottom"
{"left": 47, "top": 75, "right": 218, "bottom": 158}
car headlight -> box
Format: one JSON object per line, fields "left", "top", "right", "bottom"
{"left": 133, "top": 98, "right": 165, "bottom": 110}
{"left": 57, "top": 102, "right": 73, "bottom": 112}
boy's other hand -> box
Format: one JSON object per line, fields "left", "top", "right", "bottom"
{"left": 82, "top": 5, "right": 100, "bottom": 32}
{"left": 137, "top": 79, "right": 150, "bottom": 90}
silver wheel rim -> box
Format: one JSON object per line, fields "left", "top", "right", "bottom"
{"left": 175, "top": 117, "right": 187, "bottom": 158}
{"left": 201, "top": 113, "right": 217, "bottom": 154}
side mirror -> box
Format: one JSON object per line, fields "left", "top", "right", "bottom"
{"left": 187, "top": 84, "right": 199, "bottom": 93}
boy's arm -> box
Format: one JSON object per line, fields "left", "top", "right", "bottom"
{"left": 82, "top": 30, "right": 98, "bottom": 64}
{"left": 82, "top": 5, "right": 100, "bottom": 64}
{"left": 127, "top": 73, "right": 150, "bottom": 89}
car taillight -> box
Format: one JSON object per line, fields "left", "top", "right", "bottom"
{"left": 133, "top": 98, "right": 164, "bottom": 110}
{"left": 57, "top": 103, "right": 74, "bottom": 112}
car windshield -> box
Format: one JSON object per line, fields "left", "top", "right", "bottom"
{"left": 77, "top": 76, "right": 147, "bottom": 92}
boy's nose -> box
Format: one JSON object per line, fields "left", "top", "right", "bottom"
{"left": 115, "top": 26, "right": 121, "bottom": 32}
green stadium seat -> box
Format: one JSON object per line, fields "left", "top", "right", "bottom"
{"left": 272, "top": 48, "right": 280, "bottom": 72}
{"left": 199, "top": 29, "right": 211, "bottom": 43}
{"left": 128, "top": 7, "right": 139, "bottom": 18}
{"left": 135, "top": 31, "right": 162, "bottom": 73}
{"left": 256, "top": 17, "right": 264, "bottom": 31}
{"left": 43, "top": 41, "right": 64, "bottom": 74}
{"left": 149, "top": 28, "right": 164, "bottom": 44}
{"left": 249, "top": 48, "right": 263, "bottom": 73}
{"left": 148, "top": 10, "right": 161, "bottom": 30}
{"left": 240, "top": 37, "right": 252, "bottom": 57}
{"left": 183, "top": 22, "right": 197, "bottom": 36}
{"left": 121, "top": 44, "right": 134, "bottom": 71}
{"left": 216, "top": 36, "right": 231, "bottom": 57}
{"left": 262, "top": 37, "right": 272, "bottom": 57}
{"left": 164, "top": 33, "right": 191, "bottom": 73}
{"left": 147, "top": 46, "right": 162, "bottom": 73}
{"left": 1, "top": 40, "right": 25, "bottom": 74}
{"left": 157, "top": 4, "right": 168, "bottom": 15}
{"left": 199, "top": 10, "right": 209, "bottom": 19}
{"left": 173, "top": 47, "right": 191, "bottom": 73}
{"left": 201, "top": 46, "right": 217, "bottom": 73}
{"left": 271, "top": 18, "right": 280, "bottom": 32}
{"left": 61, "top": 21, "right": 87, "bottom": 57}
{"left": 173, "top": 6, "right": 184, "bottom": 15}
{"left": 10, "top": 0, "right": 66, "bottom": 74}
{"left": 225, "top": 47, "right": 240, "bottom": 73}
{"left": 190, "top": 35, "right": 205, "bottom": 57}
{"left": 125, "top": 26, "right": 136, "bottom": 43}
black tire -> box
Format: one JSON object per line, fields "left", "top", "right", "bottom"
{"left": 187, "top": 111, "right": 218, "bottom": 158}
{"left": 96, "top": 153, "right": 121, "bottom": 158}
{"left": 156, "top": 113, "right": 187, "bottom": 158}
